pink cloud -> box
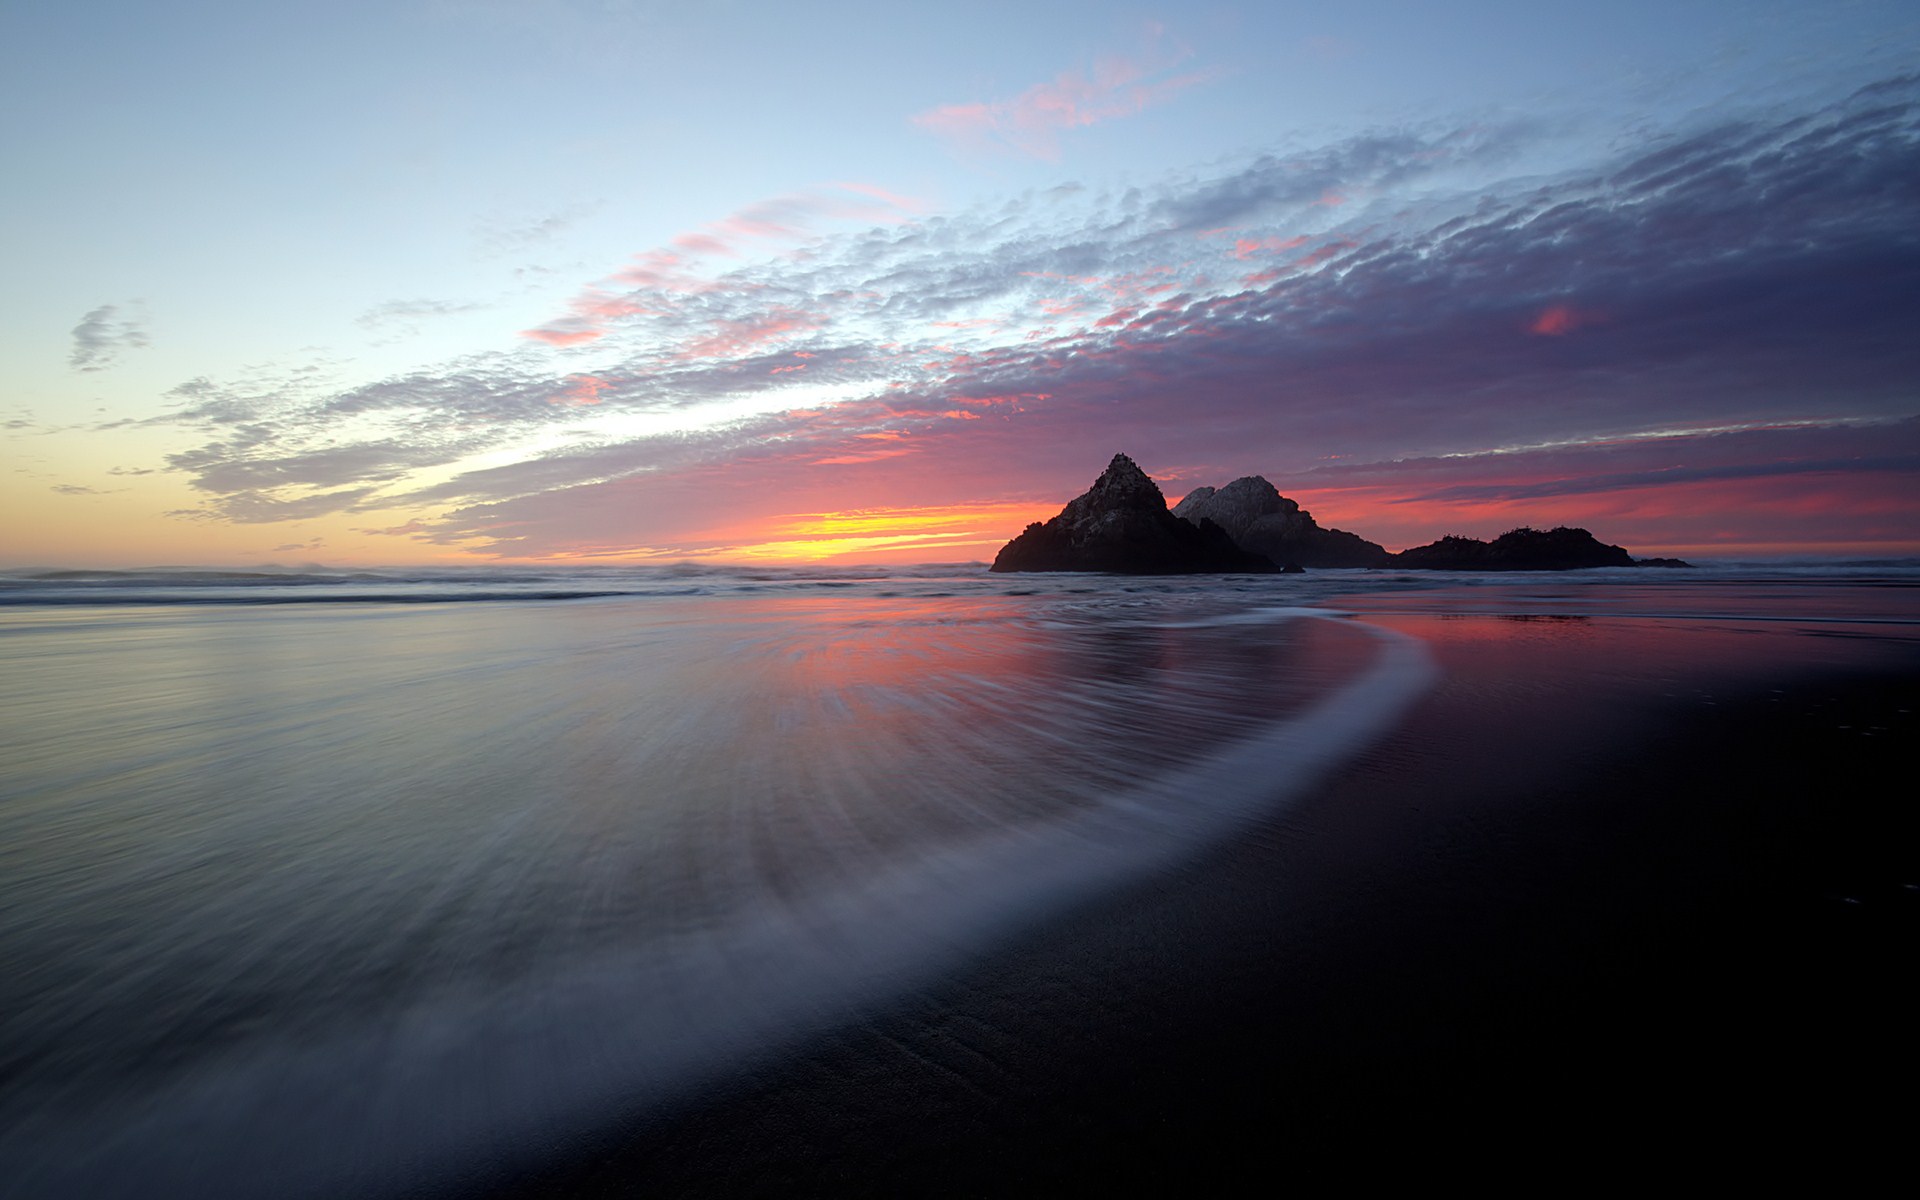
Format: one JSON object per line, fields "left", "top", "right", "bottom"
{"left": 1233, "top": 235, "right": 1310, "bottom": 260}
{"left": 912, "top": 39, "right": 1216, "bottom": 159}
{"left": 549, "top": 373, "right": 609, "bottom": 406}
{"left": 520, "top": 322, "right": 603, "bottom": 346}
{"left": 1022, "top": 266, "right": 1188, "bottom": 326}
{"left": 1530, "top": 304, "right": 1603, "bottom": 336}
{"left": 569, "top": 287, "right": 658, "bottom": 320}
{"left": 679, "top": 310, "right": 819, "bottom": 360}
{"left": 671, "top": 231, "right": 736, "bottom": 257}
{"left": 949, "top": 391, "right": 1049, "bottom": 408}
{"left": 611, "top": 250, "right": 715, "bottom": 293}
{"left": 831, "top": 180, "right": 931, "bottom": 212}
{"left": 521, "top": 185, "right": 925, "bottom": 351}
{"left": 674, "top": 184, "right": 929, "bottom": 259}
{"left": 524, "top": 255, "right": 724, "bottom": 349}
{"left": 1296, "top": 238, "right": 1357, "bottom": 269}
{"left": 811, "top": 447, "right": 916, "bottom": 466}
{"left": 522, "top": 278, "right": 681, "bottom": 347}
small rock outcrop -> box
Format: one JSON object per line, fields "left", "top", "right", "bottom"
{"left": 990, "top": 454, "right": 1279, "bottom": 574}
{"left": 1389, "top": 526, "right": 1639, "bottom": 570}
{"left": 1172, "top": 477, "right": 1391, "bottom": 569}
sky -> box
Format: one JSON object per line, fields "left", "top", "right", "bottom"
{"left": 4, "top": 0, "right": 1917, "bottom": 566}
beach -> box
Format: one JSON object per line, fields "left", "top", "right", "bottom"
{"left": 1, "top": 565, "right": 1914, "bottom": 1195}
{"left": 13, "top": 7, "right": 1919, "bottom": 1193}
{"left": 513, "top": 580, "right": 1920, "bottom": 1194}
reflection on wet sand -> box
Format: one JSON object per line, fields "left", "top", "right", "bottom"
{"left": 0, "top": 592, "right": 1422, "bottom": 1198}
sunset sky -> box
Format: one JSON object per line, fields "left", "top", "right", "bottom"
{"left": 5, "top": 1, "right": 1917, "bottom": 566}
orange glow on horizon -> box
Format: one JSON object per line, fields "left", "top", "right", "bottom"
{"left": 696, "top": 501, "right": 1059, "bottom": 564}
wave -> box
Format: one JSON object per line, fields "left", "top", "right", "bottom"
{"left": 0, "top": 607, "right": 1433, "bottom": 1199}
{"left": 0, "top": 563, "right": 1001, "bottom": 607}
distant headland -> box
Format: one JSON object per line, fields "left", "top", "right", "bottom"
{"left": 989, "top": 453, "right": 1690, "bottom": 573}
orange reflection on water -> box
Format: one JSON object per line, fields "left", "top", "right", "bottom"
{"left": 720, "top": 592, "right": 1379, "bottom": 824}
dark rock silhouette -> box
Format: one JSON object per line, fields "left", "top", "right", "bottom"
{"left": 1172, "top": 477, "right": 1391, "bottom": 569}
{"left": 995, "top": 456, "right": 1689, "bottom": 573}
{"left": 990, "top": 454, "right": 1279, "bottom": 574}
{"left": 1389, "top": 526, "right": 1643, "bottom": 570}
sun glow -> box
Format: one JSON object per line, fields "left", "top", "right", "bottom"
{"left": 712, "top": 501, "right": 1056, "bottom": 563}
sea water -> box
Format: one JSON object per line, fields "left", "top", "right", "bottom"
{"left": 0, "top": 562, "right": 1914, "bottom": 1196}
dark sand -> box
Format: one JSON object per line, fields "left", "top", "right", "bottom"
{"left": 494, "top": 612, "right": 1919, "bottom": 1195}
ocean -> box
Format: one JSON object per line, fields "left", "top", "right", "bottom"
{"left": 2, "top": 562, "right": 1916, "bottom": 1195}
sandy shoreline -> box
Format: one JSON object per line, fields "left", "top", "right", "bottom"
{"left": 495, "top": 610, "right": 1920, "bottom": 1195}
{"left": 3, "top": 580, "right": 1913, "bottom": 1196}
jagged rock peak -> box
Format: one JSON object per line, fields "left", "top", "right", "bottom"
{"left": 1074, "top": 453, "right": 1165, "bottom": 511}
{"left": 1171, "top": 476, "right": 1303, "bottom": 530}
{"left": 1182, "top": 476, "right": 1300, "bottom": 512}
{"left": 1173, "top": 474, "right": 1389, "bottom": 569}
{"left": 988, "top": 454, "right": 1278, "bottom": 575}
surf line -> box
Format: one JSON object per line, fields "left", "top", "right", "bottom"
{"left": 0, "top": 609, "right": 1437, "bottom": 1200}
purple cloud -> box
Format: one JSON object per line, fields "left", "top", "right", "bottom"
{"left": 150, "top": 76, "right": 1920, "bottom": 558}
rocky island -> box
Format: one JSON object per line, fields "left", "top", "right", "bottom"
{"left": 1390, "top": 526, "right": 1687, "bottom": 570}
{"left": 1172, "top": 476, "right": 1391, "bottom": 569}
{"left": 993, "top": 454, "right": 1688, "bottom": 573}
{"left": 989, "top": 454, "right": 1278, "bottom": 574}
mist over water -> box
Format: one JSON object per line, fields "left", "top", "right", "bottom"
{"left": 2, "top": 563, "right": 1916, "bottom": 1196}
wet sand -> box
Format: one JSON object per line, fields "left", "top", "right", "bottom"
{"left": 499, "top": 609, "right": 1920, "bottom": 1195}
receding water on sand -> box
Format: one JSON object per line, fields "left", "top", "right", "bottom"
{"left": 2, "top": 567, "right": 1916, "bottom": 1196}
{"left": 0, "top": 583, "right": 1429, "bottom": 1197}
